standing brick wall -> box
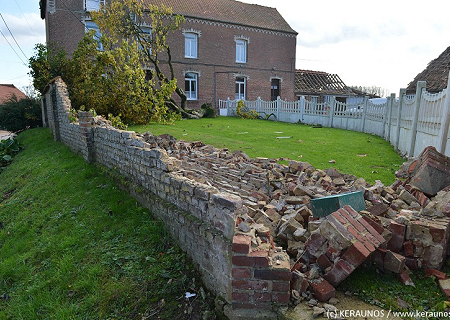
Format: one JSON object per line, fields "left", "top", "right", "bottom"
{"left": 42, "top": 77, "right": 290, "bottom": 318}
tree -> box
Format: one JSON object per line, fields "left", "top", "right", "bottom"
{"left": 28, "top": 43, "right": 69, "bottom": 94}
{"left": 0, "top": 96, "right": 42, "bottom": 132}
{"left": 350, "top": 85, "right": 389, "bottom": 98}
{"left": 91, "top": 0, "right": 193, "bottom": 118}
{"left": 68, "top": 31, "right": 177, "bottom": 124}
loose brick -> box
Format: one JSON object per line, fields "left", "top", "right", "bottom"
{"left": 405, "top": 257, "right": 422, "bottom": 271}
{"left": 439, "top": 279, "right": 450, "bottom": 300}
{"left": 308, "top": 277, "right": 336, "bottom": 302}
{"left": 232, "top": 235, "right": 251, "bottom": 254}
{"left": 387, "top": 221, "right": 406, "bottom": 253}
{"left": 306, "top": 231, "right": 328, "bottom": 257}
{"left": 324, "top": 259, "right": 355, "bottom": 287}
{"left": 317, "top": 254, "right": 333, "bottom": 270}
{"left": 397, "top": 270, "right": 414, "bottom": 286}
{"left": 372, "top": 248, "right": 387, "bottom": 268}
{"left": 403, "top": 241, "right": 414, "bottom": 257}
{"left": 384, "top": 250, "right": 406, "bottom": 273}
{"left": 424, "top": 268, "right": 448, "bottom": 280}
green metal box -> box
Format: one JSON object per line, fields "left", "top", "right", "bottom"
{"left": 310, "top": 191, "right": 366, "bottom": 217}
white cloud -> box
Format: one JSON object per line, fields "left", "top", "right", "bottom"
{"left": 0, "top": 13, "right": 45, "bottom": 46}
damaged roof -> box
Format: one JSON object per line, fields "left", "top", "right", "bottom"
{"left": 143, "top": 0, "right": 297, "bottom": 34}
{"left": 406, "top": 46, "right": 450, "bottom": 93}
{"left": 295, "top": 69, "right": 355, "bottom": 96}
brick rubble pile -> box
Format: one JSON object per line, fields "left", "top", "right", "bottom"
{"left": 139, "top": 132, "right": 450, "bottom": 306}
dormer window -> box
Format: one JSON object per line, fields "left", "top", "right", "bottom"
{"left": 85, "top": 0, "right": 105, "bottom": 12}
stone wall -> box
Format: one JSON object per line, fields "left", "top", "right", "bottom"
{"left": 42, "top": 77, "right": 290, "bottom": 318}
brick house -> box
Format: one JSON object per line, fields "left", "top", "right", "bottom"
{"left": 40, "top": 0, "right": 297, "bottom": 109}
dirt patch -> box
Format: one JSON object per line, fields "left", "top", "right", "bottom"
{"left": 283, "top": 291, "right": 402, "bottom": 320}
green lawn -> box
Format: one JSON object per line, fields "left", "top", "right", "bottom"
{"left": 130, "top": 117, "right": 404, "bottom": 185}
{"left": 0, "top": 129, "right": 216, "bottom": 320}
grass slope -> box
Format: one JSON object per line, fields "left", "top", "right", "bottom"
{"left": 130, "top": 117, "right": 404, "bottom": 185}
{"left": 0, "top": 129, "right": 216, "bottom": 320}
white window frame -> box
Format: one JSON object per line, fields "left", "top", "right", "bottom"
{"left": 138, "top": 26, "right": 152, "bottom": 53}
{"left": 85, "top": 21, "right": 103, "bottom": 51}
{"left": 84, "top": 0, "right": 105, "bottom": 12}
{"left": 235, "top": 77, "right": 246, "bottom": 100}
{"left": 185, "top": 73, "right": 198, "bottom": 100}
{"left": 184, "top": 33, "right": 198, "bottom": 59}
{"left": 235, "top": 39, "right": 247, "bottom": 63}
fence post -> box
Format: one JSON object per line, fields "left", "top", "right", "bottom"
{"left": 300, "top": 96, "right": 305, "bottom": 123}
{"left": 257, "top": 96, "right": 261, "bottom": 114}
{"left": 396, "top": 89, "right": 406, "bottom": 152}
{"left": 437, "top": 69, "right": 450, "bottom": 154}
{"left": 361, "top": 96, "right": 368, "bottom": 133}
{"left": 328, "top": 97, "right": 335, "bottom": 128}
{"left": 277, "top": 96, "right": 281, "bottom": 120}
{"left": 226, "top": 97, "right": 231, "bottom": 116}
{"left": 385, "top": 93, "right": 395, "bottom": 141}
{"left": 409, "top": 81, "right": 426, "bottom": 157}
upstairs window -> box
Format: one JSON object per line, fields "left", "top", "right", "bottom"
{"left": 138, "top": 26, "right": 152, "bottom": 53}
{"left": 85, "top": 0, "right": 105, "bottom": 12}
{"left": 185, "top": 73, "right": 198, "bottom": 100}
{"left": 184, "top": 33, "right": 198, "bottom": 59}
{"left": 235, "top": 39, "right": 247, "bottom": 63}
{"left": 85, "top": 21, "right": 103, "bottom": 51}
{"left": 235, "top": 77, "right": 246, "bottom": 100}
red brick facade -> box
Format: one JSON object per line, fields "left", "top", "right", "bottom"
{"left": 41, "top": 0, "right": 297, "bottom": 109}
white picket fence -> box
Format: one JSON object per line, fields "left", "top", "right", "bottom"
{"left": 218, "top": 73, "right": 450, "bottom": 158}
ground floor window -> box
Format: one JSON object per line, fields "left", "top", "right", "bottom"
{"left": 271, "top": 78, "right": 280, "bottom": 101}
{"left": 235, "top": 77, "right": 246, "bottom": 100}
{"left": 185, "top": 73, "right": 198, "bottom": 100}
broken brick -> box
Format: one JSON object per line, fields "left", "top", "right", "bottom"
{"left": 439, "top": 278, "right": 450, "bottom": 300}
{"left": 387, "top": 221, "right": 406, "bottom": 253}
{"left": 397, "top": 270, "right": 414, "bottom": 286}
{"left": 384, "top": 250, "right": 406, "bottom": 273}
{"left": 308, "top": 277, "right": 336, "bottom": 302}
{"left": 424, "top": 268, "right": 448, "bottom": 280}
{"left": 232, "top": 235, "right": 252, "bottom": 254}
{"left": 324, "top": 259, "right": 355, "bottom": 287}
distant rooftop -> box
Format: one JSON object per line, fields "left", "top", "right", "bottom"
{"left": 295, "top": 70, "right": 355, "bottom": 96}
{"left": 143, "top": 0, "right": 297, "bottom": 34}
{"left": 0, "top": 84, "right": 27, "bottom": 104}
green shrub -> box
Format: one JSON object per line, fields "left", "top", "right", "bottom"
{"left": 0, "top": 97, "right": 42, "bottom": 131}
{"left": 236, "top": 100, "right": 258, "bottom": 119}
{"left": 0, "top": 137, "right": 21, "bottom": 172}
{"left": 201, "top": 103, "right": 216, "bottom": 118}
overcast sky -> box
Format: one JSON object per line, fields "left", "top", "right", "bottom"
{"left": 1, "top": 0, "right": 450, "bottom": 96}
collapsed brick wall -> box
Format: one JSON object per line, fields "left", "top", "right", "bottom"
{"left": 42, "top": 77, "right": 450, "bottom": 316}
{"left": 42, "top": 77, "right": 291, "bottom": 317}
